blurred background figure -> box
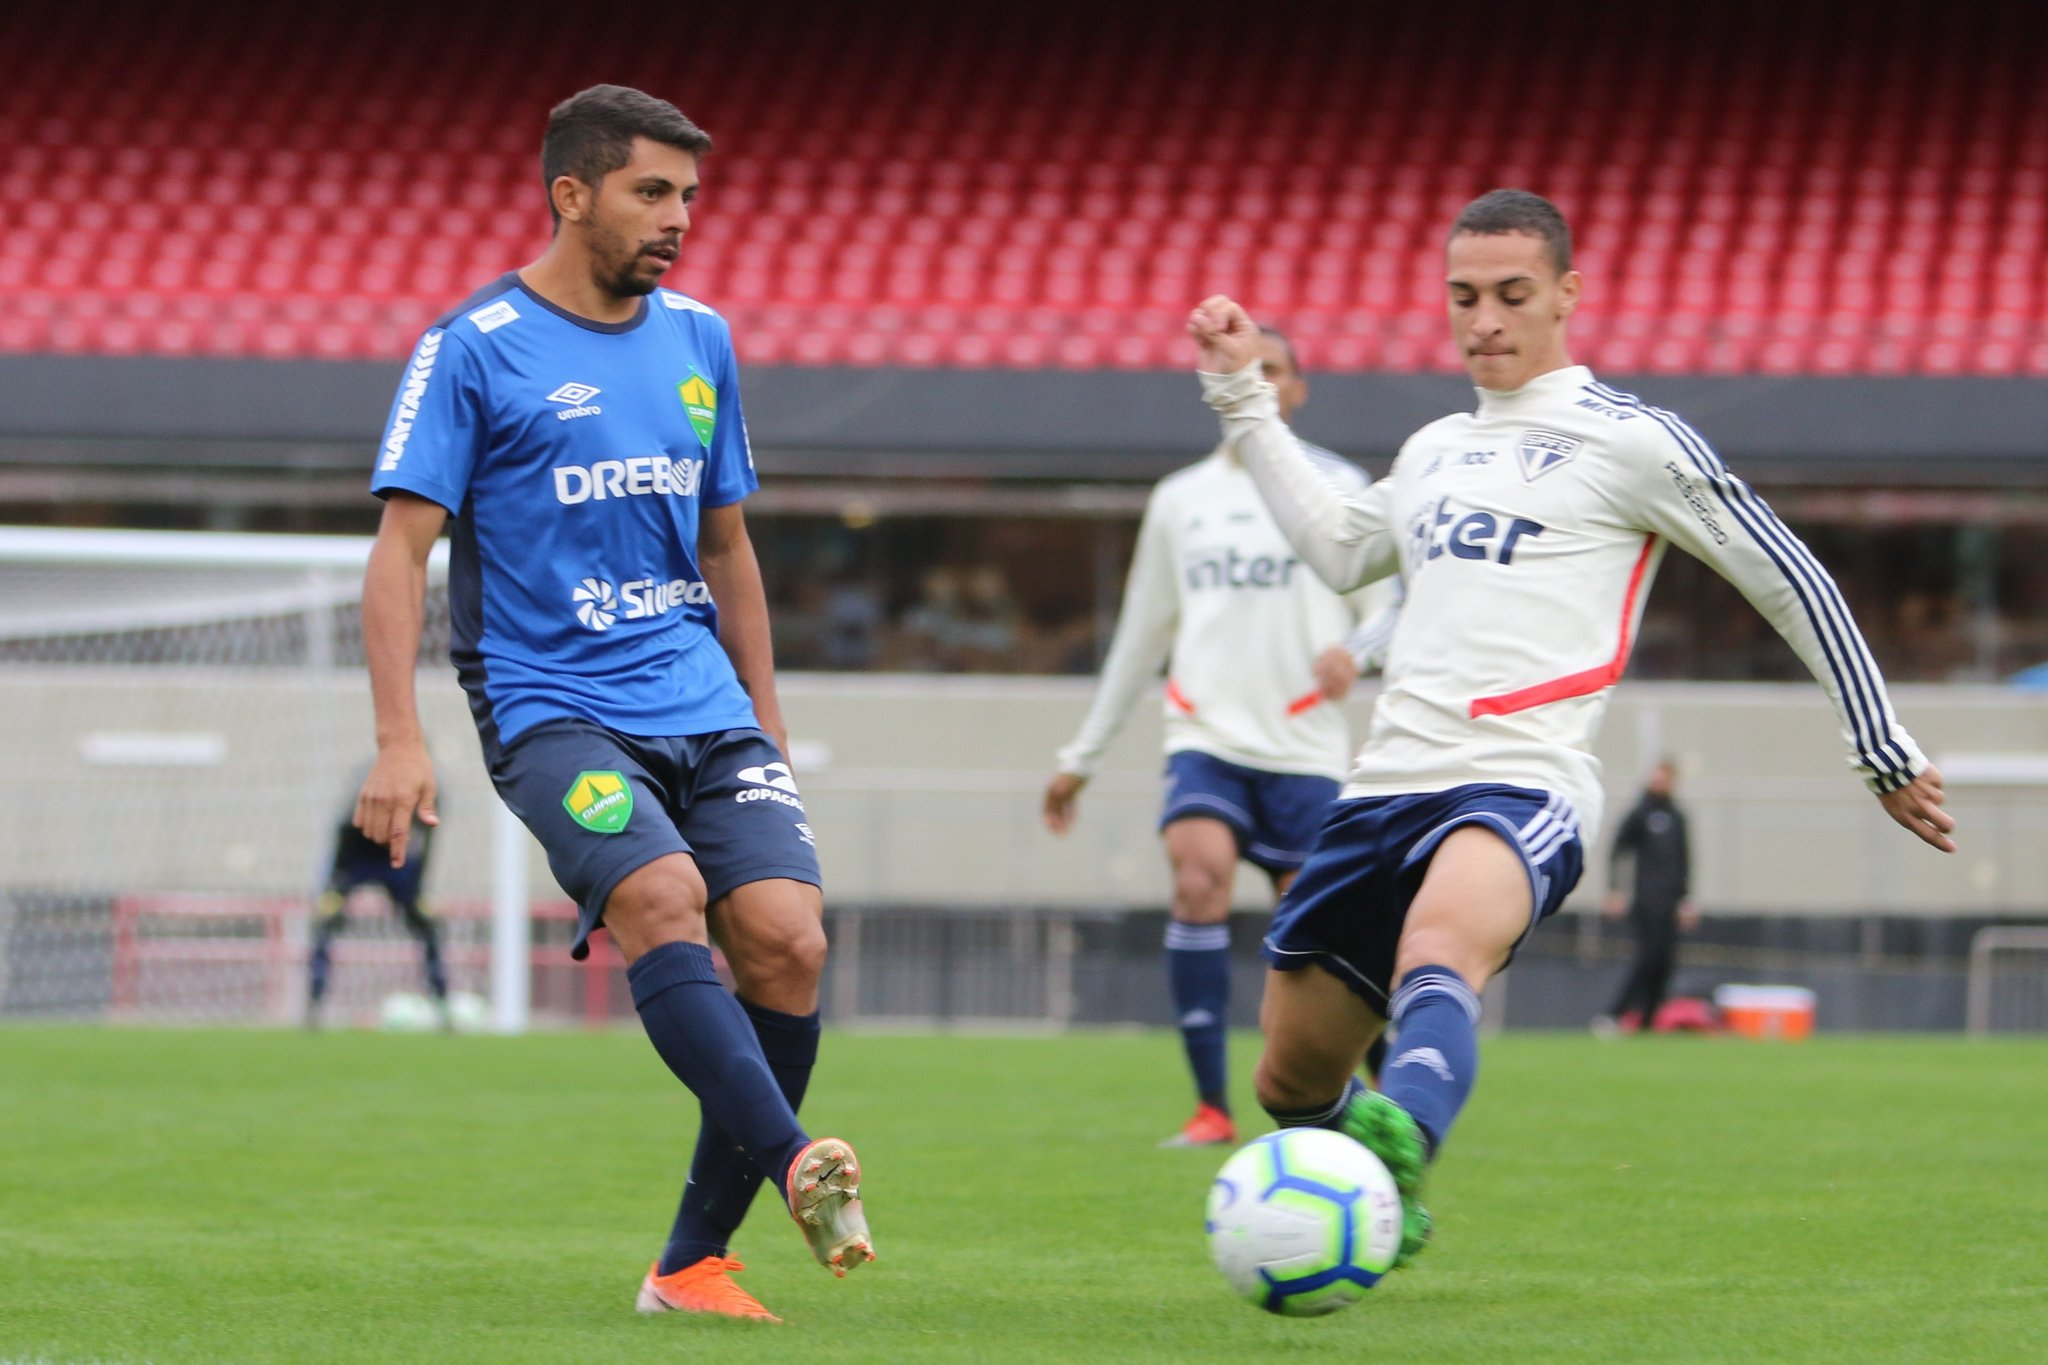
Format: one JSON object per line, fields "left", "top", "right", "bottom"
{"left": 1595, "top": 759, "right": 1695, "bottom": 1036}
{"left": 306, "top": 760, "right": 449, "bottom": 1031}
{"left": 1043, "top": 326, "right": 1396, "bottom": 1148}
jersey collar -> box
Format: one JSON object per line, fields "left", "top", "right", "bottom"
{"left": 1473, "top": 363, "right": 1594, "bottom": 418}
{"left": 507, "top": 273, "right": 650, "bottom": 334}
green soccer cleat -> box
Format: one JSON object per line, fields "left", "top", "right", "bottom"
{"left": 1336, "top": 1089, "right": 1432, "bottom": 1267}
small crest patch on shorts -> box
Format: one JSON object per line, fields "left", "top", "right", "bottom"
{"left": 563, "top": 770, "right": 633, "bottom": 833}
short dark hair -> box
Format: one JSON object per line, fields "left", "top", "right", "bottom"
{"left": 1450, "top": 189, "right": 1572, "bottom": 275}
{"left": 541, "top": 85, "right": 713, "bottom": 225}
{"left": 1257, "top": 325, "right": 1303, "bottom": 376}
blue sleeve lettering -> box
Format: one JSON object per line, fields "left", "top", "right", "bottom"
{"left": 369, "top": 327, "right": 484, "bottom": 513}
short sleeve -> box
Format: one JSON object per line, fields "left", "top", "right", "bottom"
{"left": 700, "top": 321, "right": 759, "bottom": 508}
{"left": 369, "top": 327, "right": 485, "bottom": 514}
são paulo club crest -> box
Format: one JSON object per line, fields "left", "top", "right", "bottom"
{"left": 1517, "top": 429, "right": 1583, "bottom": 482}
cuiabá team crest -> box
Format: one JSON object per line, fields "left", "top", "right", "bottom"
{"left": 678, "top": 373, "right": 717, "bottom": 448}
{"left": 563, "top": 770, "right": 633, "bottom": 834}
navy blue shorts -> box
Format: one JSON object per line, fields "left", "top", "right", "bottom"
{"left": 1160, "top": 750, "right": 1342, "bottom": 875}
{"left": 327, "top": 859, "right": 426, "bottom": 913}
{"left": 1264, "top": 783, "right": 1585, "bottom": 1009}
{"left": 488, "top": 719, "right": 822, "bottom": 960}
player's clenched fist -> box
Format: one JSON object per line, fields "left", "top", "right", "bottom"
{"left": 1187, "top": 295, "right": 1259, "bottom": 374}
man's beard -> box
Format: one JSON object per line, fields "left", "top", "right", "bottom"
{"left": 590, "top": 216, "right": 663, "bottom": 298}
{"left": 603, "top": 259, "right": 660, "bottom": 298}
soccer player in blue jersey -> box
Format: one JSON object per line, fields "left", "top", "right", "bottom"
{"left": 354, "top": 85, "right": 871, "bottom": 1322}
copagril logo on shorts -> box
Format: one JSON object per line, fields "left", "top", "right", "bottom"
{"left": 563, "top": 771, "right": 633, "bottom": 834}
{"left": 735, "top": 761, "right": 804, "bottom": 810}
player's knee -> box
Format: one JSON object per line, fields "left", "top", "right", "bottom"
{"left": 1253, "top": 1051, "right": 1330, "bottom": 1114}
{"left": 605, "top": 858, "right": 710, "bottom": 953}
{"left": 765, "top": 916, "right": 829, "bottom": 984}
{"left": 1170, "top": 858, "right": 1233, "bottom": 921}
{"left": 1396, "top": 923, "right": 1499, "bottom": 985}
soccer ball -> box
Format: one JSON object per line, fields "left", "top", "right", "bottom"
{"left": 376, "top": 991, "right": 438, "bottom": 1032}
{"left": 1206, "top": 1128, "right": 1405, "bottom": 1316}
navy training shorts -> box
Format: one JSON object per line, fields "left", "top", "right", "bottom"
{"left": 488, "top": 718, "right": 822, "bottom": 959}
{"left": 1160, "top": 749, "right": 1342, "bottom": 875}
{"left": 1263, "top": 782, "right": 1585, "bottom": 1009}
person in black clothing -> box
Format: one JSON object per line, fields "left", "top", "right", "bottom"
{"left": 306, "top": 761, "right": 450, "bottom": 1029}
{"left": 1596, "top": 760, "right": 1695, "bottom": 1034}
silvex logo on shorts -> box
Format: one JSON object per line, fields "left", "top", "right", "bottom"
{"left": 735, "top": 761, "right": 804, "bottom": 810}
{"left": 563, "top": 771, "right": 633, "bottom": 833}
{"left": 678, "top": 372, "right": 717, "bottom": 448}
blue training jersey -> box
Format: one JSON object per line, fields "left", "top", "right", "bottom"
{"left": 370, "top": 273, "right": 761, "bottom": 749}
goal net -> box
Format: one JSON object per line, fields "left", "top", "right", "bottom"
{"left": 1966, "top": 927, "right": 2048, "bottom": 1034}
{"left": 0, "top": 526, "right": 546, "bottom": 1027}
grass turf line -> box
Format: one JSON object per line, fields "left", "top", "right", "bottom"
{"left": 2, "top": 1028, "right": 2045, "bottom": 1363}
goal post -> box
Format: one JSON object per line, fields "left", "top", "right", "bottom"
{"left": 0, "top": 524, "right": 534, "bottom": 1031}
{"left": 1966, "top": 926, "right": 2048, "bottom": 1036}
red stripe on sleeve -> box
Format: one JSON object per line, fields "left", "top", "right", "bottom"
{"left": 1166, "top": 678, "right": 1197, "bottom": 714}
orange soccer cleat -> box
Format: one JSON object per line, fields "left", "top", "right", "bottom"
{"left": 635, "top": 1256, "right": 781, "bottom": 1321}
{"left": 785, "top": 1136, "right": 876, "bottom": 1276}
{"left": 1160, "top": 1102, "right": 1237, "bottom": 1148}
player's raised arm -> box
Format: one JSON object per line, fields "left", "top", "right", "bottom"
{"left": 1610, "top": 403, "right": 1956, "bottom": 852}
{"left": 356, "top": 492, "right": 446, "bottom": 866}
{"left": 1188, "top": 297, "right": 1400, "bottom": 593}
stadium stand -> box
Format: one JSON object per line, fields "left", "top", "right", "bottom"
{"left": 0, "top": 0, "right": 2043, "bottom": 373}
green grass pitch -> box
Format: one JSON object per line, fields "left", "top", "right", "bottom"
{"left": 4, "top": 1027, "right": 2046, "bottom": 1363}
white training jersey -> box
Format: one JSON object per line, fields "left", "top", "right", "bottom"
{"left": 1057, "top": 443, "right": 1400, "bottom": 781}
{"left": 1201, "top": 362, "right": 1927, "bottom": 835}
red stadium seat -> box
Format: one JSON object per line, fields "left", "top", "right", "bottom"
{"left": 0, "top": 3, "right": 2041, "bottom": 374}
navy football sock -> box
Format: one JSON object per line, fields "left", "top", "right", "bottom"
{"left": 659, "top": 998, "right": 820, "bottom": 1274}
{"left": 1378, "top": 965, "right": 1482, "bottom": 1153}
{"left": 1166, "top": 921, "right": 1231, "bottom": 1111}
{"left": 307, "top": 926, "right": 336, "bottom": 1004}
{"left": 629, "top": 942, "right": 808, "bottom": 1229}
{"left": 410, "top": 912, "right": 450, "bottom": 1000}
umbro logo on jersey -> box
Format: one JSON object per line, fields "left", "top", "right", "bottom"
{"left": 1517, "top": 429, "right": 1582, "bottom": 482}
{"left": 572, "top": 578, "right": 617, "bottom": 631}
{"left": 735, "top": 761, "right": 805, "bottom": 810}
{"left": 547, "top": 382, "right": 604, "bottom": 421}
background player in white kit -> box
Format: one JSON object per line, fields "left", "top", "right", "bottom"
{"left": 1042, "top": 329, "right": 1397, "bottom": 1148}
{"left": 1186, "top": 190, "right": 1956, "bottom": 1264}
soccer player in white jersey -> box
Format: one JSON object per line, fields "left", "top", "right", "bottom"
{"left": 1043, "top": 329, "right": 1397, "bottom": 1148}
{"left": 1185, "top": 190, "right": 1956, "bottom": 1265}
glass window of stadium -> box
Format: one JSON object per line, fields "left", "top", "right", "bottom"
{"left": 744, "top": 490, "right": 2048, "bottom": 683}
